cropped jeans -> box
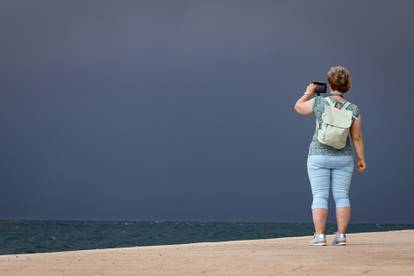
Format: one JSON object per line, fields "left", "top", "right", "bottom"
{"left": 307, "top": 155, "right": 354, "bottom": 209}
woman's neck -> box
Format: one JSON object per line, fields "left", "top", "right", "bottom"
{"left": 330, "top": 90, "right": 345, "bottom": 99}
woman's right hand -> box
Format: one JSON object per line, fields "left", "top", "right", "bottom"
{"left": 356, "top": 159, "right": 366, "bottom": 172}
{"left": 306, "top": 82, "right": 317, "bottom": 95}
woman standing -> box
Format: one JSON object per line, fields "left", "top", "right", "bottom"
{"left": 294, "top": 65, "right": 366, "bottom": 246}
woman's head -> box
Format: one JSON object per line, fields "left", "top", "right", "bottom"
{"left": 327, "top": 65, "right": 352, "bottom": 93}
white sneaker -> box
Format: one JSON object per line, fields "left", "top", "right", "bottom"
{"left": 308, "top": 233, "right": 327, "bottom": 246}
{"left": 331, "top": 232, "right": 347, "bottom": 246}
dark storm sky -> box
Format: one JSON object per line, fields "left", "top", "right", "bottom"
{"left": 1, "top": 0, "right": 413, "bottom": 223}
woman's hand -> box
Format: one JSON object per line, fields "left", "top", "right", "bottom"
{"left": 306, "top": 82, "right": 317, "bottom": 94}
{"left": 356, "top": 159, "right": 366, "bottom": 172}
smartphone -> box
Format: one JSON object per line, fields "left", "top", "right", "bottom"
{"left": 312, "top": 82, "right": 327, "bottom": 94}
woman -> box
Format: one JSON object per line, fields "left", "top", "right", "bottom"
{"left": 294, "top": 65, "right": 366, "bottom": 246}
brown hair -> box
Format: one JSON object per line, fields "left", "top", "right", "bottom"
{"left": 327, "top": 65, "right": 352, "bottom": 93}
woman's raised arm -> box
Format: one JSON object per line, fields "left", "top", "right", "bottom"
{"left": 294, "top": 82, "right": 317, "bottom": 116}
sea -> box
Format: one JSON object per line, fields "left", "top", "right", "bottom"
{"left": 1, "top": 220, "right": 413, "bottom": 255}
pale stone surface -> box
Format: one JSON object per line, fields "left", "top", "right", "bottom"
{"left": 0, "top": 230, "right": 413, "bottom": 276}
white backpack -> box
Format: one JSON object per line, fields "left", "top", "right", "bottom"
{"left": 316, "top": 97, "right": 355, "bottom": 149}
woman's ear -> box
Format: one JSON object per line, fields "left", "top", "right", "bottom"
{"left": 327, "top": 84, "right": 332, "bottom": 92}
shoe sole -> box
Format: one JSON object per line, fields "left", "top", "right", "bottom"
{"left": 332, "top": 242, "right": 346, "bottom": 246}
{"left": 309, "top": 242, "right": 327, "bottom": 246}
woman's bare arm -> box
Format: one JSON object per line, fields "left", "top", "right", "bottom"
{"left": 350, "top": 115, "right": 367, "bottom": 172}
{"left": 294, "top": 83, "right": 317, "bottom": 116}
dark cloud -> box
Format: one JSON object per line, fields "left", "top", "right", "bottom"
{"left": 0, "top": 0, "right": 413, "bottom": 223}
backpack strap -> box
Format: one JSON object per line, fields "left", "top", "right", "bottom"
{"left": 326, "top": 97, "right": 352, "bottom": 110}
{"left": 341, "top": 101, "right": 359, "bottom": 120}
{"left": 341, "top": 101, "right": 352, "bottom": 110}
{"left": 325, "top": 97, "right": 335, "bottom": 106}
{"left": 325, "top": 98, "right": 358, "bottom": 119}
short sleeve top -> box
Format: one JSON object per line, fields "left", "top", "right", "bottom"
{"left": 308, "top": 95, "right": 360, "bottom": 156}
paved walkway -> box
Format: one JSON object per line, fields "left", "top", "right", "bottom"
{"left": 1, "top": 230, "right": 413, "bottom": 275}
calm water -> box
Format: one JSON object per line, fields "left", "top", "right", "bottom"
{"left": 1, "top": 220, "right": 413, "bottom": 255}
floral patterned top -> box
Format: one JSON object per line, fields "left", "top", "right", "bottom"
{"left": 308, "top": 95, "right": 360, "bottom": 156}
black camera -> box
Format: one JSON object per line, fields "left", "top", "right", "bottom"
{"left": 312, "top": 82, "right": 327, "bottom": 95}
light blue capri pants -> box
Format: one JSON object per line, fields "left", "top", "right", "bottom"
{"left": 307, "top": 155, "right": 354, "bottom": 209}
